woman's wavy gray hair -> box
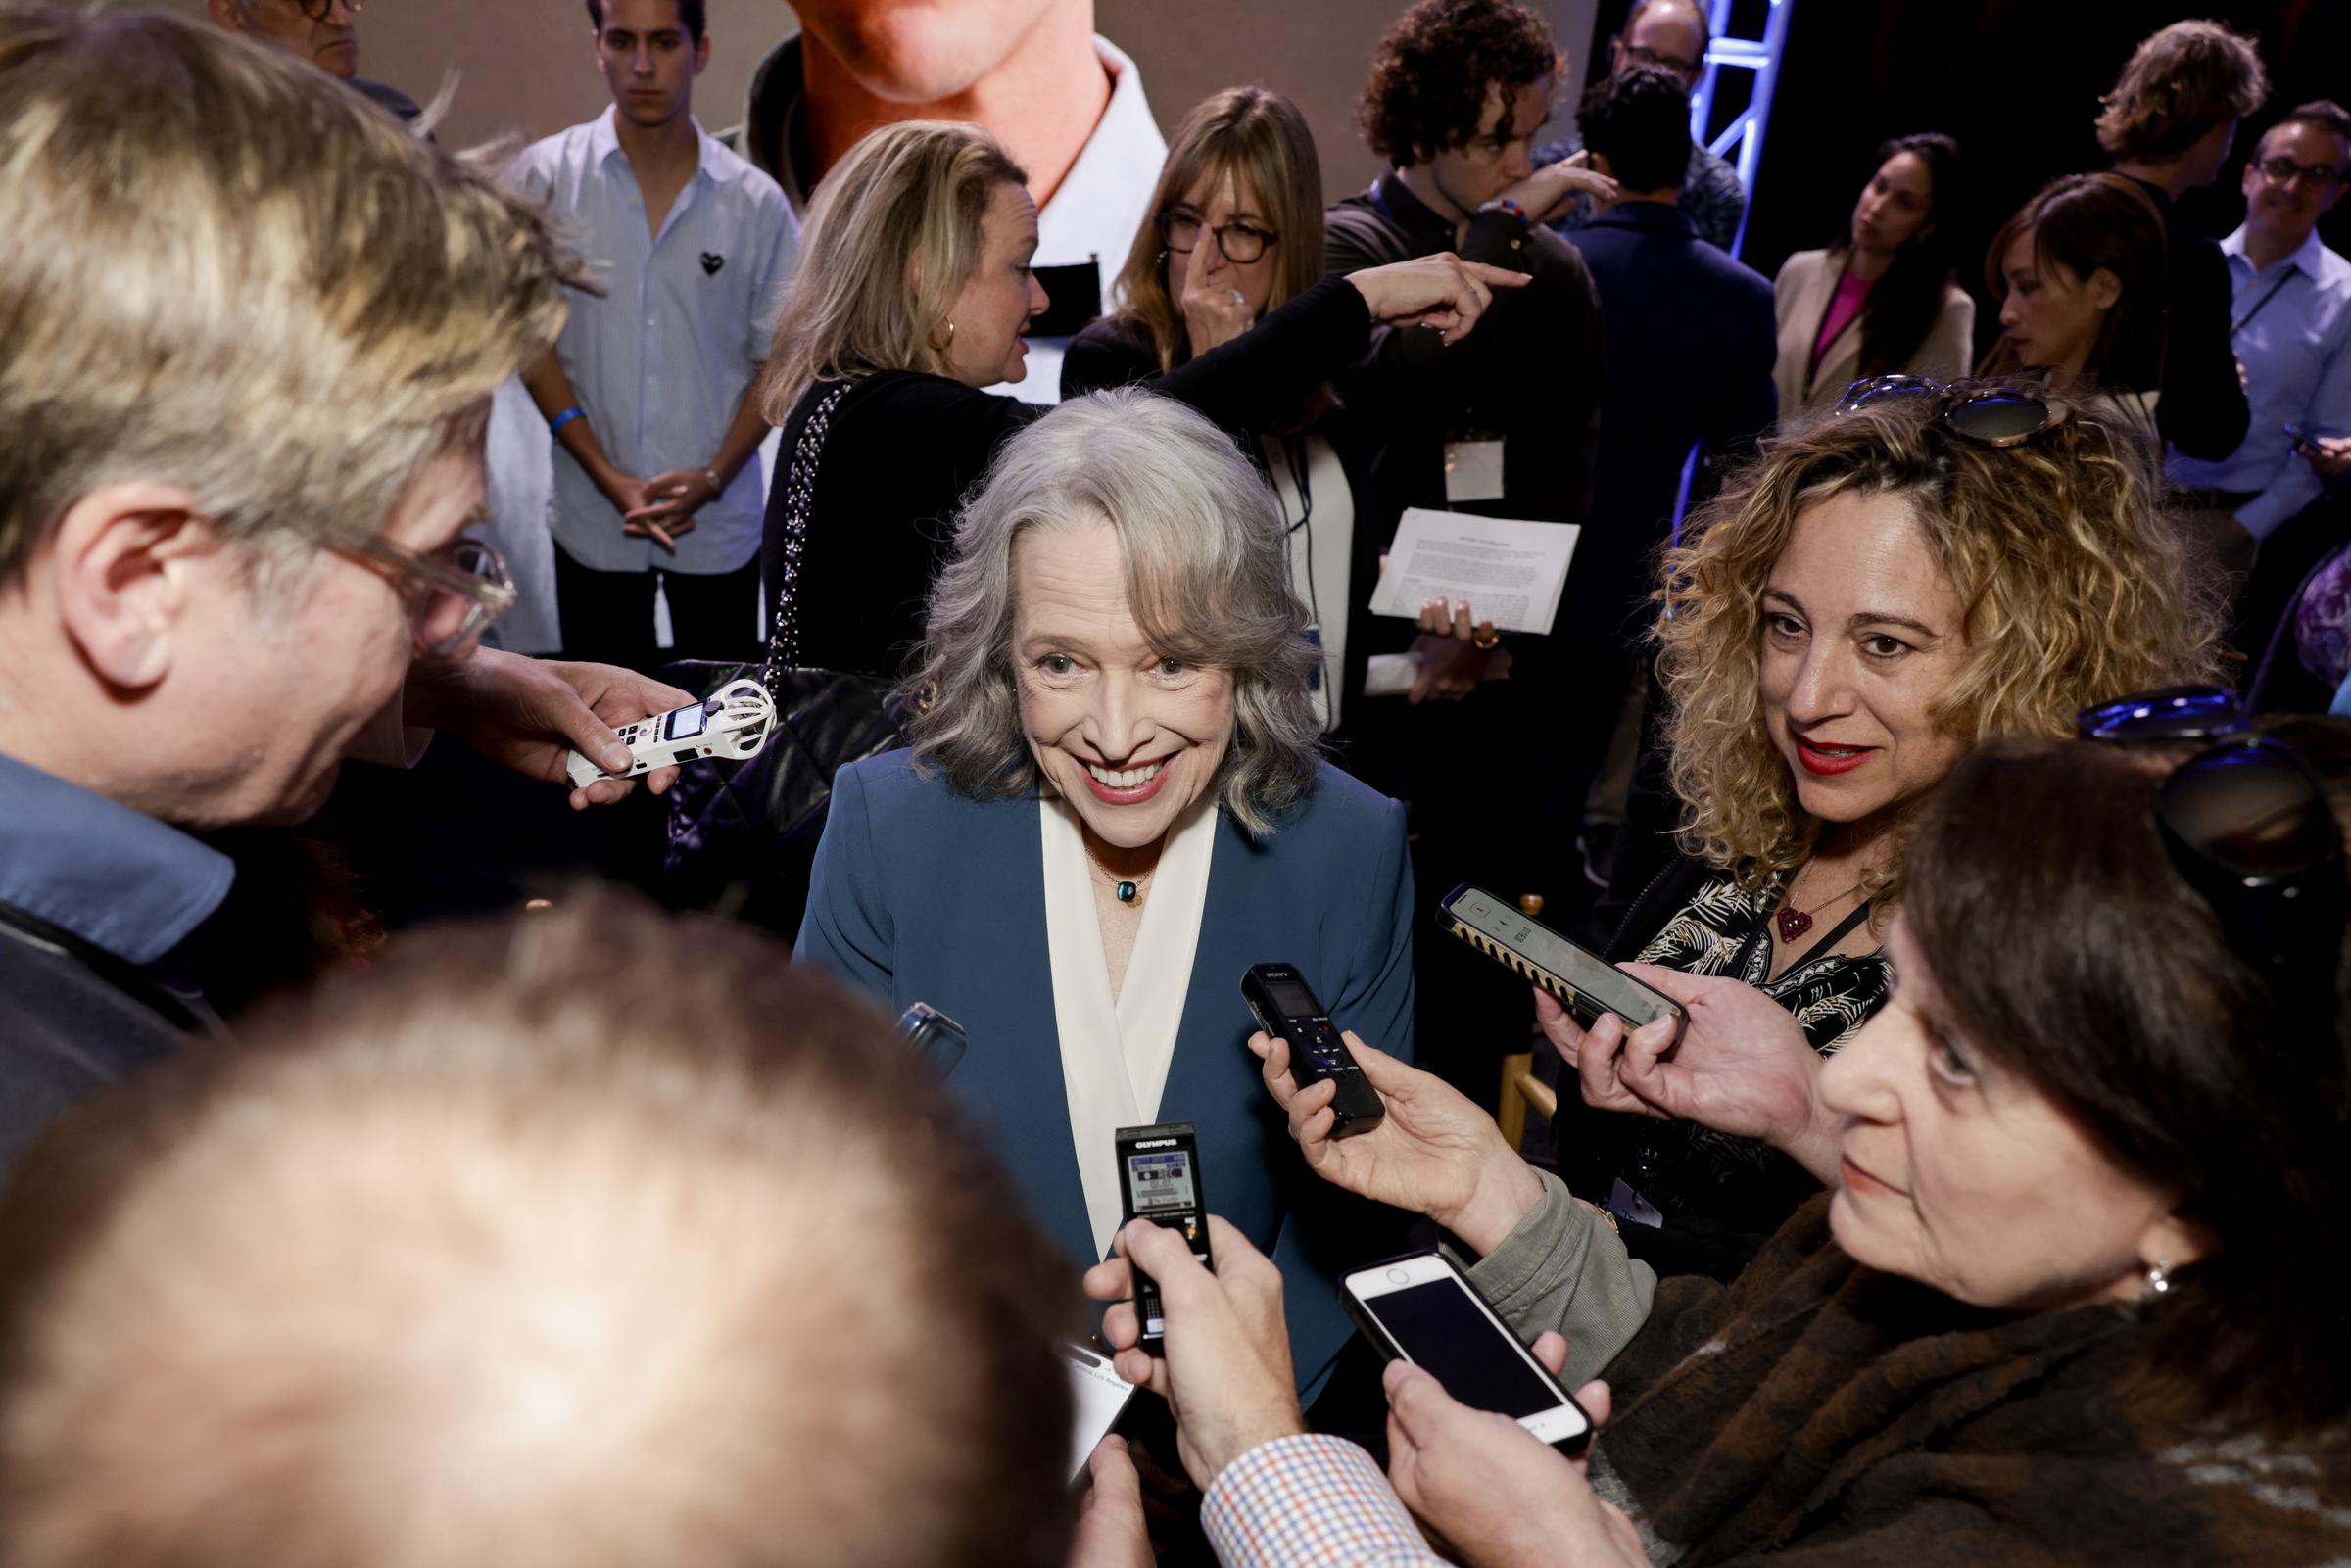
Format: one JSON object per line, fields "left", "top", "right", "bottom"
{"left": 900, "top": 389, "right": 1322, "bottom": 836}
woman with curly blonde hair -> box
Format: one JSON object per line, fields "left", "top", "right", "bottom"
{"left": 1544, "top": 381, "right": 2225, "bottom": 1277}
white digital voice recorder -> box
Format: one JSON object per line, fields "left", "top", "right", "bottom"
{"left": 564, "top": 678, "right": 779, "bottom": 789}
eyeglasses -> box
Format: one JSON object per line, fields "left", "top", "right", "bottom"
{"left": 2256, "top": 155, "right": 2344, "bottom": 191}
{"left": 341, "top": 534, "right": 517, "bottom": 657}
{"left": 292, "top": 0, "right": 361, "bottom": 20}
{"left": 1621, "top": 42, "right": 1703, "bottom": 78}
{"left": 1834, "top": 374, "right": 2063, "bottom": 448}
{"left": 2076, "top": 686, "right": 2346, "bottom": 986}
{"left": 1154, "top": 211, "right": 1278, "bottom": 264}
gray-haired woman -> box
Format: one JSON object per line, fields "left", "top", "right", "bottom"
{"left": 796, "top": 388, "right": 1415, "bottom": 1399}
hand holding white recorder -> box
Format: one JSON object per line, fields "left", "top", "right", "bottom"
{"left": 564, "top": 678, "right": 778, "bottom": 789}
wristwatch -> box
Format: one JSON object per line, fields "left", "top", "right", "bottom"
{"left": 703, "top": 466, "right": 725, "bottom": 496}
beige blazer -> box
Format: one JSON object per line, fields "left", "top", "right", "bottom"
{"left": 1773, "top": 248, "right": 1977, "bottom": 421}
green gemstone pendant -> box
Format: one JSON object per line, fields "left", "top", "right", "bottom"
{"left": 1116, "top": 880, "right": 1138, "bottom": 904}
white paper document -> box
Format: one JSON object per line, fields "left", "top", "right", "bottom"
{"left": 1367, "top": 507, "right": 1579, "bottom": 636}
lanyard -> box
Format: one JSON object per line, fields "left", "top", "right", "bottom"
{"left": 2232, "top": 268, "right": 2297, "bottom": 338}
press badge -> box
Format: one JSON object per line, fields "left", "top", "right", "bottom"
{"left": 1443, "top": 439, "right": 1506, "bottom": 503}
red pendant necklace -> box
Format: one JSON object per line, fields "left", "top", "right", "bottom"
{"left": 1773, "top": 864, "right": 1867, "bottom": 944}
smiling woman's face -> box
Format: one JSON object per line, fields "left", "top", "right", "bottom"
{"left": 1011, "top": 515, "right": 1234, "bottom": 849}
{"left": 1758, "top": 490, "right": 1969, "bottom": 831}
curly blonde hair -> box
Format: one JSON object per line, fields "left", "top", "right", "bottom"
{"left": 1653, "top": 392, "right": 2225, "bottom": 904}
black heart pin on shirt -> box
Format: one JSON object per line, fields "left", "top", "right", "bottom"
{"left": 700, "top": 252, "right": 724, "bottom": 276}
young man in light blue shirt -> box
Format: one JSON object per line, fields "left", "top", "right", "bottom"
{"left": 516, "top": 0, "right": 797, "bottom": 672}
{"left": 2172, "top": 99, "right": 2351, "bottom": 656}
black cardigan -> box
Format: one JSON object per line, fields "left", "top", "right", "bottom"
{"left": 762, "top": 277, "right": 1373, "bottom": 680}
{"left": 1060, "top": 311, "right": 1402, "bottom": 728}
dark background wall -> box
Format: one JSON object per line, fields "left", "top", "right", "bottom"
{"left": 1642, "top": 0, "right": 2351, "bottom": 361}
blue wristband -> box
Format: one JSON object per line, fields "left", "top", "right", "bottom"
{"left": 549, "top": 405, "right": 585, "bottom": 436}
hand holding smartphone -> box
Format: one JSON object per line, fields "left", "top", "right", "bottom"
{"left": 1437, "top": 883, "right": 1685, "bottom": 1047}
{"left": 1342, "top": 1251, "right": 1592, "bottom": 1452}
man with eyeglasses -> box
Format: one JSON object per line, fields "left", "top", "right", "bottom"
{"left": 2173, "top": 100, "right": 2351, "bottom": 663}
{"left": 0, "top": 8, "right": 694, "bottom": 1166}
{"left": 1535, "top": 0, "right": 1746, "bottom": 254}
{"left": 204, "top": 0, "right": 422, "bottom": 122}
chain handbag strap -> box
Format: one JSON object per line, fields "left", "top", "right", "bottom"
{"left": 760, "top": 381, "right": 852, "bottom": 693}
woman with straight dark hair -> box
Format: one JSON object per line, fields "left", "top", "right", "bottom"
{"left": 1980, "top": 171, "right": 2170, "bottom": 448}
{"left": 1773, "top": 132, "right": 1974, "bottom": 419}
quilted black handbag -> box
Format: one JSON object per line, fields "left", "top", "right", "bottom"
{"left": 660, "top": 384, "right": 908, "bottom": 935}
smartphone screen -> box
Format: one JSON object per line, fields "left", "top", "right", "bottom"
{"left": 1356, "top": 1278, "right": 1570, "bottom": 1419}
{"left": 1060, "top": 1341, "right": 1136, "bottom": 1484}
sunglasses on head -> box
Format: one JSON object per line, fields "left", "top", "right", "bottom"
{"left": 2076, "top": 687, "right": 2345, "bottom": 988}
{"left": 1835, "top": 374, "right": 2063, "bottom": 448}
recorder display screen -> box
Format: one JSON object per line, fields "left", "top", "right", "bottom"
{"left": 662, "top": 704, "right": 710, "bottom": 741}
{"left": 1262, "top": 974, "right": 1319, "bottom": 1018}
{"left": 1125, "top": 1151, "right": 1195, "bottom": 1212}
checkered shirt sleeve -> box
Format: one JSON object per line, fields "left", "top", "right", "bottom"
{"left": 1202, "top": 1433, "right": 1445, "bottom": 1567}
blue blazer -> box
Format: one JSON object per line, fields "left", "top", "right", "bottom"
{"left": 796, "top": 750, "right": 1415, "bottom": 1393}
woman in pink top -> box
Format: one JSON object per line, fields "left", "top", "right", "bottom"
{"left": 1773, "top": 133, "right": 1975, "bottom": 417}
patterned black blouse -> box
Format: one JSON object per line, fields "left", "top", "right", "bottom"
{"left": 1614, "top": 873, "right": 1893, "bottom": 1238}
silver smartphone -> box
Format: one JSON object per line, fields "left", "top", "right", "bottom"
{"left": 1342, "top": 1251, "right": 1592, "bottom": 1452}
{"left": 1437, "top": 882, "right": 1686, "bottom": 1045}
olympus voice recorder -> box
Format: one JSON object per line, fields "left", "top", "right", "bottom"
{"left": 564, "top": 678, "right": 778, "bottom": 789}
{"left": 1115, "top": 1121, "right": 1211, "bottom": 1349}
{"left": 1240, "top": 963, "right": 1386, "bottom": 1137}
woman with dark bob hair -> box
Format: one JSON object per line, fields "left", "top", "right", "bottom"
{"left": 1096, "top": 719, "right": 2351, "bottom": 1564}
{"left": 796, "top": 388, "right": 1415, "bottom": 1399}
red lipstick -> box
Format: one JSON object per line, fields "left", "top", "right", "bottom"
{"left": 1796, "top": 736, "right": 1879, "bottom": 776}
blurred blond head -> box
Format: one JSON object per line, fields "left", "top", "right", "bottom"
{"left": 0, "top": 894, "right": 1079, "bottom": 1567}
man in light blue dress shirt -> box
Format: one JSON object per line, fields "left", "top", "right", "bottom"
{"left": 514, "top": 0, "right": 797, "bottom": 672}
{"left": 2171, "top": 100, "right": 2351, "bottom": 654}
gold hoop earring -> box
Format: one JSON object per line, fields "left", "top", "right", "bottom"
{"left": 933, "top": 318, "right": 956, "bottom": 354}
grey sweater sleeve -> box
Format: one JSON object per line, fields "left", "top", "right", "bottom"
{"left": 1455, "top": 1170, "right": 1657, "bottom": 1387}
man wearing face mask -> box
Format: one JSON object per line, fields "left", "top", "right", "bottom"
{"left": 2173, "top": 101, "right": 2351, "bottom": 661}
{"left": 203, "top": 0, "right": 421, "bottom": 121}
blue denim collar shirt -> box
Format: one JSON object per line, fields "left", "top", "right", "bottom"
{"left": 0, "top": 750, "right": 232, "bottom": 966}
{"left": 2169, "top": 224, "right": 2351, "bottom": 539}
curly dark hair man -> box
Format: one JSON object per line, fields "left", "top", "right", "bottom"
{"left": 1359, "top": 0, "right": 1558, "bottom": 167}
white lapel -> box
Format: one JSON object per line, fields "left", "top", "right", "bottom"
{"left": 1039, "top": 793, "right": 1220, "bottom": 1256}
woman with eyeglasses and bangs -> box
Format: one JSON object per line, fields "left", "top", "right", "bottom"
{"left": 1526, "top": 383, "right": 2227, "bottom": 1282}
{"left": 1064, "top": 87, "right": 1493, "bottom": 730}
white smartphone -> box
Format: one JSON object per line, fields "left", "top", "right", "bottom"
{"left": 1341, "top": 1252, "right": 1592, "bottom": 1451}
{"left": 1059, "top": 1339, "right": 1138, "bottom": 1485}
